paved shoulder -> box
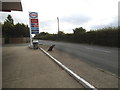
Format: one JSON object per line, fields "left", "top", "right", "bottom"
{"left": 2, "top": 44, "right": 83, "bottom": 88}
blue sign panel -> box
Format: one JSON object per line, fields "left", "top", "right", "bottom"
{"left": 32, "top": 31, "right": 39, "bottom": 34}
{"left": 31, "top": 27, "right": 39, "bottom": 30}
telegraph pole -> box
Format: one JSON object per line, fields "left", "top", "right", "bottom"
{"left": 57, "top": 17, "right": 59, "bottom": 34}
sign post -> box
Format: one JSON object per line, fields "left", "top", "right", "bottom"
{"left": 57, "top": 17, "right": 59, "bottom": 34}
{"left": 29, "top": 12, "right": 39, "bottom": 46}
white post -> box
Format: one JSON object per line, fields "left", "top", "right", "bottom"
{"left": 29, "top": 12, "right": 32, "bottom": 46}
{"left": 57, "top": 17, "right": 59, "bottom": 34}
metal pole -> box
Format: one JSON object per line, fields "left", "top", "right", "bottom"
{"left": 29, "top": 12, "right": 32, "bottom": 45}
{"left": 57, "top": 17, "right": 59, "bottom": 34}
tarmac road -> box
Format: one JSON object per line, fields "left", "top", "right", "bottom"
{"left": 39, "top": 40, "right": 118, "bottom": 76}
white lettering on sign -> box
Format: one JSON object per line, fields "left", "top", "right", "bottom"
{"left": 29, "top": 12, "right": 38, "bottom": 19}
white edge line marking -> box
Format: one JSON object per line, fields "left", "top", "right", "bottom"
{"left": 39, "top": 47, "right": 98, "bottom": 90}
{"left": 85, "top": 47, "right": 111, "bottom": 53}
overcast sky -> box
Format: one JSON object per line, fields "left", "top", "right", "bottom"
{"left": 0, "top": 0, "right": 119, "bottom": 34}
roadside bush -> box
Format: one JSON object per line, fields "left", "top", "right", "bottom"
{"left": 34, "top": 27, "right": 118, "bottom": 47}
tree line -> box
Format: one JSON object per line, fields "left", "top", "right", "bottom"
{"left": 2, "top": 15, "right": 30, "bottom": 43}
{"left": 3, "top": 15, "right": 118, "bottom": 47}
{"left": 34, "top": 27, "right": 119, "bottom": 47}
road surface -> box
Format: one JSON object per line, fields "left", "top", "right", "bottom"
{"left": 39, "top": 40, "right": 118, "bottom": 76}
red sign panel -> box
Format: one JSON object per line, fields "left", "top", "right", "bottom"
{"left": 31, "top": 19, "right": 38, "bottom": 23}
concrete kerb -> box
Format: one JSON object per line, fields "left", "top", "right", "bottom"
{"left": 39, "top": 47, "right": 98, "bottom": 90}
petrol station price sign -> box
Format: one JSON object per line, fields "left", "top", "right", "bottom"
{"left": 29, "top": 12, "right": 39, "bottom": 34}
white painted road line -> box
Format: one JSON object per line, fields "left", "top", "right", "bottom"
{"left": 85, "top": 47, "right": 111, "bottom": 53}
{"left": 39, "top": 47, "right": 98, "bottom": 90}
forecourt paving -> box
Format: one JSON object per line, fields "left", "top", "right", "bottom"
{"left": 2, "top": 44, "right": 83, "bottom": 88}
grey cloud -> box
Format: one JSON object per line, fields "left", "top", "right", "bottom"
{"left": 0, "top": 13, "right": 9, "bottom": 23}
{"left": 118, "top": 2, "right": 120, "bottom": 27}
{"left": 90, "top": 16, "right": 118, "bottom": 30}
{"left": 40, "top": 15, "right": 92, "bottom": 33}
{"left": 90, "top": 19, "right": 118, "bottom": 30}
{"left": 40, "top": 20, "right": 56, "bottom": 28}
{"left": 90, "top": 25, "right": 109, "bottom": 30}
{"left": 40, "top": 21, "right": 52, "bottom": 27}
{"left": 60, "top": 14, "right": 91, "bottom": 25}
{"left": 90, "top": 23, "right": 118, "bottom": 30}
{"left": 0, "top": 13, "right": 28, "bottom": 24}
